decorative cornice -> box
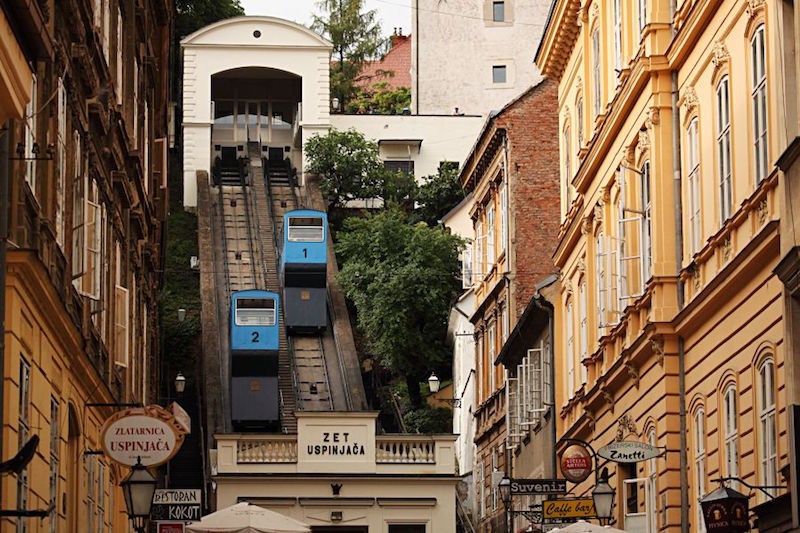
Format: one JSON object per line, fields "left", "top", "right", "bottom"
{"left": 747, "top": 0, "right": 766, "bottom": 19}
{"left": 636, "top": 129, "right": 650, "bottom": 156}
{"left": 678, "top": 86, "right": 699, "bottom": 114}
{"left": 711, "top": 41, "right": 730, "bottom": 72}
{"left": 594, "top": 201, "right": 604, "bottom": 225}
{"left": 615, "top": 413, "right": 639, "bottom": 441}
{"left": 645, "top": 106, "right": 660, "bottom": 132}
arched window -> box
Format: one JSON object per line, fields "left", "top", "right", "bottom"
{"left": 576, "top": 96, "right": 584, "bottom": 149}
{"left": 687, "top": 118, "right": 701, "bottom": 254}
{"left": 592, "top": 29, "right": 601, "bottom": 118}
{"left": 638, "top": 0, "right": 647, "bottom": 34}
{"left": 579, "top": 280, "right": 588, "bottom": 385}
{"left": 564, "top": 124, "right": 572, "bottom": 210}
{"left": 647, "top": 427, "right": 658, "bottom": 532}
{"left": 596, "top": 231, "right": 606, "bottom": 327}
{"left": 758, "top": 358, "right": 777, "bottom": 496}
{"left": 694, "top": 407, "right": 707, "bottom": 532}
{"left": 566, "top": 299, "right": 575, "bottom": 398}
{"left": 716, "top": 76, "right": 733, "bottom": 223}
{"left": 723, "top": 383, "right": 739, "bottom": 479}
{"left": 613, "top": 0, "right": 622, "bottom": 72}
{"left": 751, "top": 24, "right": 768, "bottom": 183}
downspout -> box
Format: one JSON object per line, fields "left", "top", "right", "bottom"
{"left": 414, "top": 0, "right": 420, "bottom": 114}
{"left": 0, "top": 121, "right": 10, "bottom": 508}
{"left": 669, "top": 1, "right": 689, "bottom": 531}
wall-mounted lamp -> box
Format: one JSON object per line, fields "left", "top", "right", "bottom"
{"left": 330, "top": 511, "right": 342, "bottom": 522}
{"left": 427, "top": 372, "right": 461, "bottom": 407}
{"left": 177, "top": 308, "right": 186, "bottom": 322}
{"left": 331, "top": 98, "right": 340, "bottom": 112}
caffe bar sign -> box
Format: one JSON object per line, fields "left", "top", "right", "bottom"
{"left": 100, "top": 405, "right": 188, "bottom": 467}
{"left": 597, "top": 441, "right": 661, "bottom": 463}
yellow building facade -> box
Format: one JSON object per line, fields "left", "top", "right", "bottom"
{"left": 1, "top": 0, "right": 172, "bottom": 530}
{"left": 537, "top": 0, "right": 791, "bottom": 530}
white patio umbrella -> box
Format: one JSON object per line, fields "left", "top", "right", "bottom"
{"left": 185, "top": 502, "right": 310, "bottom": 533}
{"left": 548, "top": 520, "right": 627, "bottom": 533}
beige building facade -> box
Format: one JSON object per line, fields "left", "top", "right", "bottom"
{"left": 213, "top": 412, "right": 457, "bottom": 532}
{"left": 537, "top": 0, "right": 792, "bottom": 531}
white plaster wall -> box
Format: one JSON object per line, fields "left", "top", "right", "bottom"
{"left": 181, "top": 17, "right": 331, "bottom": 207}
{"left": 412, "top": 0, "right": 551, "bottom": 116}
{"left": 329, "top": 115, "right": 484, "bottom": 181}
{"left": 448, "top": 290, "right": 475, "bottom": 476}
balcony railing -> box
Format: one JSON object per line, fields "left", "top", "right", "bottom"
{"left": 375, "top": 437, "right": 436, "bottom": 464}
{"left": 237, "top": 436, "right": 297, "bottom": 463}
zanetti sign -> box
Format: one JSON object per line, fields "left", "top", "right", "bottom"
{"left": 597, "top": 441, "right": 661, "bottom": 463}
{"left": 100, "top": 405, "right": 187, "bottom": 467}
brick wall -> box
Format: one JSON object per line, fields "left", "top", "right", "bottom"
{"left": 495, "top": 78, "right": 560, "bottom": 319}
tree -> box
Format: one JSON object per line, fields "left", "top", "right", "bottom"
{"left": 336, "top": 210, "right": 463, "bottom": 408}
{"left": 305, "top": 128, "right": 416, "bottom": 211}
{"left": 312, "top": 0, "right": 387, "bottom": 110}
{"left": 175, "top": 0, "right": 245, "bottom": 41}
{"left": 348, "top": 83, "right": 411, "bottom": 114}
{"left": 412, "top": 162, "right": 465, "bottom": 226}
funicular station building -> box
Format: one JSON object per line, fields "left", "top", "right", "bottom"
{"left": 181, "top": 16, "right": 482, "bottom": 532}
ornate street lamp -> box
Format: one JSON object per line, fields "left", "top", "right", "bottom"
{"left": 498, "top": 475, "right": 511, "bottom": 507}
{"left": 174, "top": 372, "right": 187, "bottom": 395}
{"left": 592, "top": 467, "right": 615, "bottom": 525}
{"left": 121, "top": 457, "right": 157, "bottom": 533}
{"left": 427, "top": 372, "right": 440, "bottom": 393}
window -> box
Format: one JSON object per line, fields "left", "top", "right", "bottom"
{"left": 97, "top": 461, "right": 106, "bottom": 531}
{"left": 613, "top": 0, "right": 622, "bottom": 72}
{"left": 752, "top": 24, "right": 768, "bottom": 183}
{"left": 501, "top": 300, "right": 509, "bottom": 342}
{"left": 566, "top": 300, "right": 574, "bottom": 398}
{"left": 576, "top": 97, "right": 584, "bottom": 148}
{"left": 72, "top": 131, "right": 85, "bottom": 278}
{"left": 579, "top": 281, "right": 587, "bottom": 385}
{"left": 475, "top": 220, "right": 484, "bottom": 279}
{"left": 564, "top": 125, "right": 572, "bottom": 211}
{"left": 638, "top": 0, "right": 647, "bottom": 34}
{"left": 384, "top": 160, "right": 414, "bottom": 180}
{"left": 49, "top": 397, "right": 59, "bottom": 533}
{"left": 389, "top": 526, "right": 426, "bottom": 533}
{"left": 647, "top": 428, "right": 658, "bottom": 532}
{"left": 640, "top": 161, "right": 652, "bottom": 280}
{"left": 717, "top": 77, "right": 733, "bottom": 223}
{"left": 596, "top": 232, "right": 607, "bottom": 326}
{"left": 592, "top": 30, "right": 601, "bottom": 118}
{"left": 477, "top": 459, "right": 486, "bottom": 517}
{"left": 486, "top": 207, "right": 495, "bottom": 264}
{"left": 723, "top": 384, "right": 739, "bottom": 480}
{"left": 694, "top": 408, "right": 706, "bottom": 533}
{"left": 56, "top": 78, "right": 66, "bottom": 246}
{"left": 116, "top": 8, "right": 123, "bottom": 105}
{"left": 500, "top": 186, "right": 507, "bottom": 253}
{"left": 758, "top": 358, "right": 777, "bottom": 497}
{"left": 74, "top": 178, "right": 102, "bottom": 299}
{"left": 87, "top": 456, "right": 96, "bottom": 532}
{"left": 491, "top": 450, "right": 498, "bottom": 509}
{"left": 492, "top": 65, "right": 507, "bottom": 84}
{"left": 462, "top": 241, "right": 473, "bottom": 288}
{"left": 17, "top": 357, "right": 31, "bottom": 533}
{"left": 687, "top": 118, "right": 701, "bottom": 254}
{"left": 492, "top": 1, "right": 505, "bottom": 22}
{"left": 23, "top": 75, "right": 37, "bottom": 194}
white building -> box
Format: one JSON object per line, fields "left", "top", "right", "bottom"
{"left": 411, "top": 0, "right": 552, "bottom": 116}
{"left": 180, "top": 16, "right": 483, "bottom": 209}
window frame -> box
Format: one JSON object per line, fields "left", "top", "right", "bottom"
{"left": 566, "top": 299, "right": 575, "bottom": 398}
{"left": 722, "top": 383, "right": 739, "bottom": 480}
{"left": 592, "top": 29, "right": 601, "bottom": 118}
{"left": 492, "top": 65, "right": 507, "bottom": 84}
{"left": 758, "top": 358, "right": 777, "bottom": 498}
{"left": 492, "top": 1, "right": 505, "bottom": 22}
{"left": 751, "top": 24, "right": 768, "bottom": 184}
{"left": 693, "top": 407, "right": 707, "bottom": 533}
{"left": 686, "top": 117, "right": 701, "bottom": 254}
{"left": 716, "top": 76, "right": 733, "bottom": 223}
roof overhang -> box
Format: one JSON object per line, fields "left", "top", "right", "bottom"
{"left": 534, "top": 0, "right": 581, "bottom": 80}
{"left": 378, "top": 138, "right": 422, "bottom": 153}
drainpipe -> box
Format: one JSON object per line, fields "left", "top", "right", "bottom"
{"left": 502, "top": 135, "right": 511, "bottom": 271}
{"left": 670, "top": 1, "right": 689, "bottom": 530}
{"left": 414, "top": 0, "right": 420, "bottom": 114}
{"left": 0, "top": 120, "right": 11, "bottom": 507}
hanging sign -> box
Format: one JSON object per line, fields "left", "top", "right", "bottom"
{"left": 510, "top": 479, "right": 567, "bottom": 495}
{"left": 559, "top": 444, "right": 593, "bottom": 483}
{"left": 151, "top": 489, "right": 202, "bottom": 522}
{"left": 597, "top": 441, "right": 661, "bottom": 463}
{"left": 100, "top": 405, "right": 186, "bottom": 467}
{"left": 542, "top": 497, "right": 596, "bottom": 519}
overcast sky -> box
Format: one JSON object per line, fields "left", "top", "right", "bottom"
{"left": 239, "top": 0, "right": 412, "bottom": 37}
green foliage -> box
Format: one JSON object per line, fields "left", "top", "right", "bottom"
{"left": 175, "top": 0, "right": 245, "bottom": 40}
{"left": 312, "top": 0, "right": 387, "bottom": 110}
{"left": 161, "top": 208, "right": 201, "bottom": 374}
{"left": 348, "top": 83, "right": 411, "bottom": 114}
{"left": 404, "top": 407, "right": 452, "bottom": 434}
{"left": 305, "top": 129, "right": 415, "bottom": 210}
{"left": 412, "top": 163, "right": 465, "bottom": 226}
{"left": 336, "top": 210, "right": 463, "bottom": 408}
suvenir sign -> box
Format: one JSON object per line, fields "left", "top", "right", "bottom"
{"left": 510, "top": 479, "right": 568, "bottom": 495}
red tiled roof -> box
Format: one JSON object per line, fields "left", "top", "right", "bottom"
{"left": 357, "top": 34, "right": 411, "bottom": 91}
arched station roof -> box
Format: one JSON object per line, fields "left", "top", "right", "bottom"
{"left": 181, "top": 16, "right": 332, "bottom": 49}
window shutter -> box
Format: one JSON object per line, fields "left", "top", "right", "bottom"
{"left": 462, "top": 242, "right": 473, "bottom": 288}
{"left": 114, "top": 285, "right": 129, "bottom": 367}
{"left": 71, "top": 133, "right": 86, "bottom": 281}
{"left": 543, "top": 340, "right": 552, "bottom": 407}
{"left": 506, "top": 374, "right": 521, "bottom": 449}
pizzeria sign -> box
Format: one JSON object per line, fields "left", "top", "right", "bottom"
{"left": 100, "top": 405, "right": 188, "bottom": 467}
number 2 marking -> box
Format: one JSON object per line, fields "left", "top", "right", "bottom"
{"left": 252, "top": 331, "right": 260, "bottom": 343}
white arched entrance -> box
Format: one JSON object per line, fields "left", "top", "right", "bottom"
{"left": 181, "top": 16, "right": 332, "bottom": 208}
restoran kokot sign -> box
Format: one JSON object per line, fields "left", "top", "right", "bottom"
{"left": 100, "top": 405, "right": 188, "bottom": 467}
